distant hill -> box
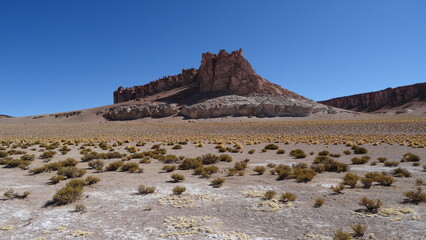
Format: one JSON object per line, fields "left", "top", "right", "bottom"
{"left": 319, "top": 83, "right": 426, "bottom": 113}
{"left": 0, "top": 114, "right": 12, "bottom": 118}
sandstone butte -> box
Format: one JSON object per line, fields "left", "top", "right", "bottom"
{"left": 103, "top": 49, "right": 332, "bottom": 120}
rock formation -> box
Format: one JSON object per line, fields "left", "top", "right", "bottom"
{"left": 114, "top": 68, "right": 198, "bottom": 103}
{"left": 197, "top": 49, "right": 299, "bottom": 97}
{"left": 105, "top": 49, "right": 333, "bottom": 120}
{"left": 113, "top": 49, "right": 303, "bottom": 104}
{"left": 320, "top": 83, "right": 426, "bottom": 112}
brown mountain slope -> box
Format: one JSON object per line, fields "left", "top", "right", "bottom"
{"left": 319, "top": 83, "right": 426, "bottom": 113}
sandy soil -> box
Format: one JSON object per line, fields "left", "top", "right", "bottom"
{"left": 0, "top": 135, "right": 425, "bottom": 240}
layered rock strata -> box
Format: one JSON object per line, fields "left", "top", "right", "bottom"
{"left": 320, "top": 83, "right": 426, "bottom": 112}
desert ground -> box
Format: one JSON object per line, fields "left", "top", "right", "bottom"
{"left": 0, "top": 116, "right": 425, "bottom": 240}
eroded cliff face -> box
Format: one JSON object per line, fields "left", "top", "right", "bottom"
{"left": 319, "top": 83, "right": 426, "bottom": 112}
{"left": 113, "top": 49, "right": 304, "bottom": 104}
{"left": 197, "top": 49, "right": 299, "bottom": 97}
{"left": 106, "top": 49, "right": 333, "bottom": 120}
{"left": 113, "top": 68, "right": 198, "bottom": 103}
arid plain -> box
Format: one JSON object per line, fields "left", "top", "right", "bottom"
{"left": 0, "top": 115, "right": 425, "bottom": 240}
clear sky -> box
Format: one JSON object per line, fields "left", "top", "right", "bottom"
{"left": 1, "top": 0, "right": 425, "bottom": 117}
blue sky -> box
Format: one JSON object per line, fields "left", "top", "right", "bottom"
{"left": 1, "top": 0, "right": 425, "bottom": 117}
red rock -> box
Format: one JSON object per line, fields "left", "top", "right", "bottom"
{"left": 319, "top": 83, "right": 426, "bottom": 112}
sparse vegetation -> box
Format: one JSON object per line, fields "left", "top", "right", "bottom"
{"left": 280, "top": 192, "right": 296, "bottom": 202}
{"left": 342, "top": 173, "right": 359, "bottom": 188}
{"left": 401, "top": 153, "right": 420, "bottom": 162}
{"left": 138, "top": 185, "right": 156, "bottom": 195}
{"left": 333, "top": 228, "right": 352, "bottom": 240}
{"left": 253, "top": 166, "right": 266, "bottom": 175}
{"left": 350, "top": 223, "right": 367, "bottom": 238}
{"left": 314, "top": 197, "right": 324, "bottom": 207}
{"left": 403, "top": 187, "right": 426, "bottom": 204}
{"left": 359, "top": 197, "right": 382, "bottom": 213}
{"left": 171, "top": 173, "right": 185, "bottom": 182}
{"left": 172, "top": 186, "right": 186, "bottom": 195}
{"left": 211, "top": 178, "right": 225, "bottom": 188}
{"left": 289, "top": 149, "right": 307, "bottom": 159}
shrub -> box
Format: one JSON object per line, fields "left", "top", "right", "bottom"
{"left": 52, "top": 185, "right": 83, "bottom": 205}
{"left": 290, "top": 149, "right": 307, "bottom": 159}
{"left": 364, "top": 172, "right": 382, "bottom": 182}
{"left": 201, "top": 154, "right": 219, "bottom": 165}
{"left": 264, "top": 190, "right": 276, "bottom": 200}
{"left": 351, "top": 156, "right": 369, "bottom": 165}
{"left": 360, "top": 177, "right": 373, "bottom": 189}
{"left": 57, "top": 167, "right": 86, "bottom": 178}
{"left": 234, "top": 161, "right": 248, "bottom": 171}
{"left": 219, "top": 154, "right": 233, "bottom": 162}
{"left": 416, "top": 179, "right": 424, "bottom": 186}
{"left": 211, "top": 178, "right": 225, "bottom": 188}
{"left": 4, "top": 189, "right": 14, "bottom": 200}
{"left": 162, "top": 155, "right": 180, "bottom": 164}
{"left": 384, "top": 161, "right": 399, "bottom": 167}
{"left": 267, "top": 163, "right": 276, "bottom": 168}
{"left": 423, "top": 164, "right": 426, "bottom": 171}
{"left": 294, "top": 168, "right": 316, "bottom": 182}
{"left": 253, "top": 166, "right": 266, "bottom": 175}
{"left": 2, "top": 159, "right": 31, "bottom": 169}
{"left": 162, "top": 165, "right": 177, "bottom": 172}
{"left": 248, "top": 149, "right": 255, "bottom": 154}
{"left": 350, "top": 223, "right": 366, "bottom": 238}
{"left": 138, "top": 185, "right": 156, "bottom": 195}
{"left": 330, "top": 153, "right": 341, "bottom": 158}
{"left": 88, "top": 159, "right": 104, "bottom": 171}
{"left": 264, "top": 144, "right": 279, "bottom": 150}
{"left": 413, "top": 162, "right": 420, "bottom": 166}
{"left": 84, "top": 176, "right": 100, "bottom": 185}
{"left": 171, "top": 173, "right": 185, "bottom": 182}
{"left": 377, "top": 157, "right": 387, "bottom": 163}
{"left": 172, "top": 186, "right": 186, "bottom": 195}
{"left": 237, "top": 170, "right": 245, "bottom": 176}
{"left": 318, "top": 151, "right": 330, "bottom": 156}
{"left": 120, "top": 162, "right": 141, "bottom": 173}
{"left": 20, "top": 154, "right": 35, "bottom": 161}
{"left": 359, "top": 197, "right": 382, "bottom": 213}
{"left": 50, "top": 175, "right": 66, "bottom": 184}
{"left": 332, "top": 184, "right": 345, "bottom": 194}
{"left": 204, "top": 165, "right": 219, "bottom": 175}
{"left": 227, "top": 168, "right": 237, "bottom": 176}
{"left": 314, "top": 197, "right": 324, "bottom": 208}
{"left": 40, "top": 151, "right": 56, "bottom": 159}
{"left": 404, "top": 187, "right": 426, "bottom": 204}
{"left": 333, "top": 229, "right": 352, "bottom": 240}
{"left": 312, "top": 157, "right": 348, "bottom": 173}
{"left": 106, "top": 161, "right": 123, "bottom": 171}
{"left": 277, "top": 149, "right": 285, "bottom": 154}
{"left": 342, "top": 173, "right": 359, "bottom": 188}
{"left": 172, "top": 144, "right": 182, "bottom": 150}
{"left": 352, "top": 146, "right": 367, "bottom": 154}
{"left": 377, "top": 175, "right": 395, "bottom": 186}
{"left": 125, "top": 146, "right": 139, "bottom": 153}
{"left": 63, "top": 158, "right": 78, "bottom": 167}
{"left": 74, "top": 204, "right": 87, "bottom": 213}
{"left": 4, "top": 189, "right": 30, "bottom": 200}
{"left": 343, "top": 150, "right": 351, "bottom": 155}
{"left": 280, "top": 192, "right": 296, "bottom": 202}
{"left": 401, "top": 153, "right": 420, "bottom": 162}
{"left": 392, "top": 168, "right": 411, "bottom": 178}
{"left": 178, "top": 158, "right": 203, "bottom": 170}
